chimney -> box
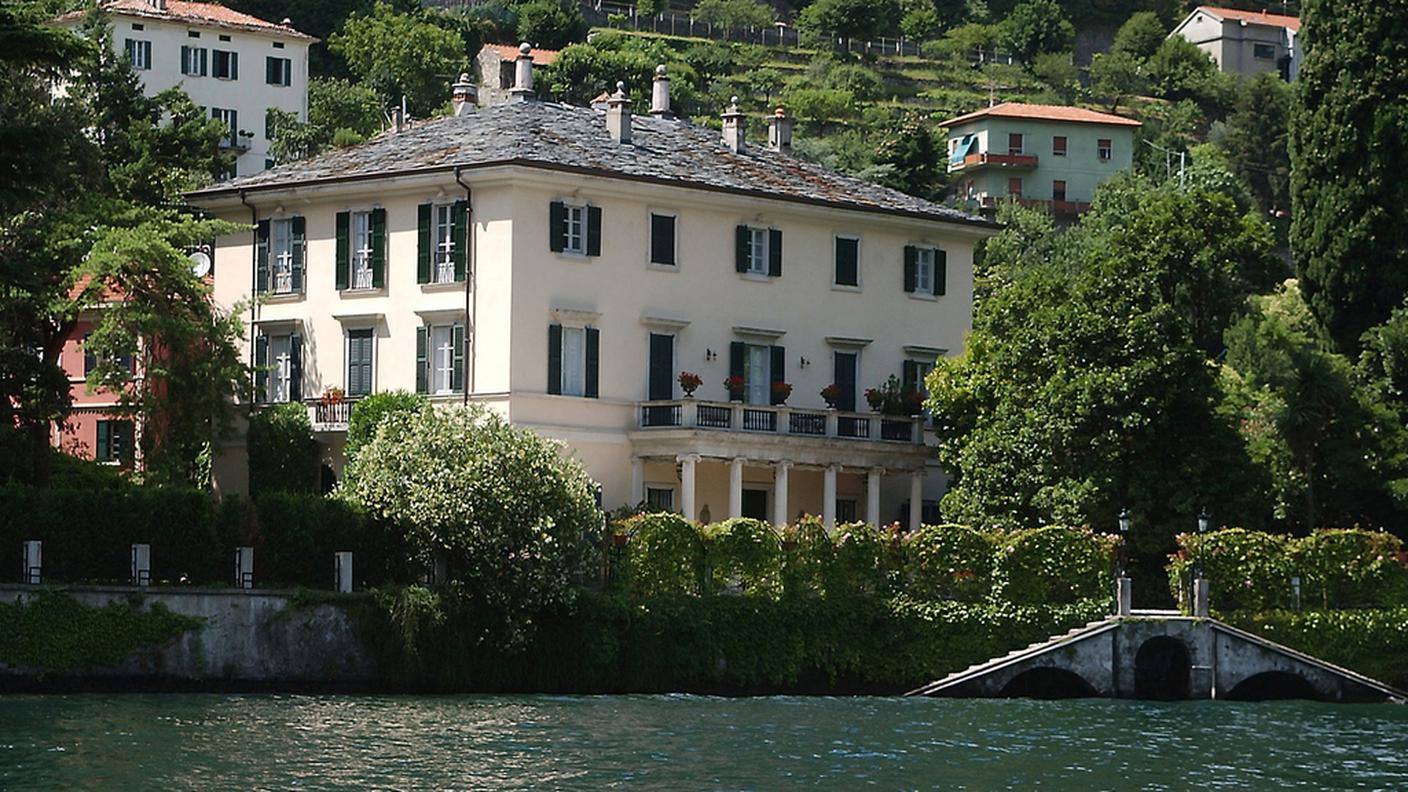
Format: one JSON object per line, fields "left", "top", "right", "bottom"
{"left": 606, "top": 81, "right": 632, "bottom": 144}
{"left": 390, "top": 106, "right": 406, "bottom": 133}
{"left": 720, "top": 96, "right": 746, "bottom": 154}
{"left": 650, "top": 64, "right": 671, "bottom": 117}
{"left": 767, "top": 105, "right": 793, "bottom": 154}
{"left": 452, "top": 72, "right": 477, "bottom": 116}
{"left": 510, "top": 42, "right": 535, "bottom": 101}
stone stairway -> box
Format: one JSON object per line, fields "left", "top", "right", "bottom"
{"left": 905, "top": 617, "right": 1119, "bottom": 697}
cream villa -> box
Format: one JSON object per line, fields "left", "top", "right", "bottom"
{"left": 190, "top": 49, "right": 997, "bottom": 530}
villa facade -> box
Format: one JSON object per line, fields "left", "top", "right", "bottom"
{"left": 190, "top": 53, "right": 998, "bottom": 529}
{"left": 1170, "top": 6, "right": 1302, "bottom": 81}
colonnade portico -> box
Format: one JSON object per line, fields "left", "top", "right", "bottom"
{"left": 630, "top": 453, "right": 925, "bottom": 531}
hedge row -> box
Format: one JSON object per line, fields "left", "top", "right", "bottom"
{"left": 1167, "top": 528, "right": 1408, "bottom": 611}
{"left": 611, "top": 514, "right": 1119, "bottom": 606}
{"left": 352, "top": 586, "right": 1112, "bottom": 693}
{"left": 1222, "top": 608, "right": 1408, "bottom": 690}
{"left": 0, "top": 485, "right": 398, "bottom": 589}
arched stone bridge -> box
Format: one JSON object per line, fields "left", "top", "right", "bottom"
{"left": 906, "top": 614, "right": 1406, "bottom": 703}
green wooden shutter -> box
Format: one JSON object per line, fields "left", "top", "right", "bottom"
{"left": 452, "top": 199, "right": 468, "bottom": 281}
{"left": 181, "top": 45, "right": 190, "bottom": 74}
{"left": 117, "top": 421, "right": 134, "bottom": 465}
{"left": 934, "top": 248, "right": 947, "bottom": 296}
{"left": 415, "top": 326, "right": 428, "bottom": 394}
{"left": 648, "top": 333, "right": 673, "bottom": 400}
{"left": 416, "top": 203, "right": 432, "bottom": 284}
{"left": 229, "top": 51, "right": 238, "bottom": 80}
{"left": 729, "top": 341, "right": 745, "bottom": 383}
{"left": 835, "top": 237, "right": 858, "bottom": 286}
{"left": 835, "top": 351, "right": 857, "bottom": 411}
{"left": 265, "top": 55, "right": 275, "bottom": 84}
{"left": 96, "top": 421, "right": 111, "bottom": 462}
{"left": 335, "top": 211, "right": 349, "bottom": 290}
{"left": 903, "top": 245, "right": 917, "bottom": 293}
{"left": 288, "top": 334, "right": 302, "bottom": 402}
{"left": 549, "top": 201, "right": 566, "bottom": 252}
{"left": 370, "top": 207, "right": 386, "bottom": 289}
{"left": 547, "top": 324, "right": 563, "bottom": 394}
{"left": 735, "top": 225, "right": 749, "bottom": 272}
{"left": 903, "top": 360, "right": 919, "bottom": 393}
{"left": 768, "top": 229, "right": 782, "bottom": 277}
{"left": 586, "top": 205, "right": 602, "bottom": 257}
{"left": 254, "top": 334, "right": 269, "bottom": 401}
{"left": 255, "top": 220, "right": 270, "bottom": 293}
{"left": 451, "top": 323, "right": 465, "bottom": 392}
{"left": 769, "top": 345, "right": 786, "bottom": 405}
{"left": 290, "top": 216, "right": 305, "bottom": 293}
{"left": 585, "top": 327, "right": 600, "bottom": 398}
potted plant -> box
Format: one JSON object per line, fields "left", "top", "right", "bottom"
{"left": 820, "top": 383, "right": 841, "bottom": 409}
{"left": 864, "top": 387, "right": 884, "bottom": 412}
{"left": 320, "top": 385, "right": 344, "bottom": 407}
{"left": 771, "top": 380, "right": 793, "bottom": 404}
{"left": 723, "top": 375, "right": 745, "bottom": 401}
{"left": 678, "top": 371, "right": 702, "bottom": 397}
{"left": 903, "top": 389, "right": 925, "bottom": 415}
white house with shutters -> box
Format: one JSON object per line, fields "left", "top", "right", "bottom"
{"left": 190, "top": 54, "right": 997, "bottom": 530}
{"left": 57, "top": 0, "right": 314, "bottom": 177}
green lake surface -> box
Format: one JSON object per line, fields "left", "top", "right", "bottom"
{"left": 2, "top": 694, "right": 1406, "bottom": 790}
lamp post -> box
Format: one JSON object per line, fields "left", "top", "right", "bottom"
{"left": 1115, "top": 508, "right": 1132, "bottom": 616}
{"left": 1193, "top": 508, "right": 1211, "bottom": 617}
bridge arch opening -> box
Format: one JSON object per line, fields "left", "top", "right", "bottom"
{"left": 1225, "top": 671, "right": 1324, "bottom": 702}
{"left": 998, "top": 667, "right": 1097, "bottom": 699}
{"left": 1135, "top": 636, "right": 1191, "bottom": 700}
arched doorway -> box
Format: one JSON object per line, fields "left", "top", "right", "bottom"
{"left": 1226, "top": 671, "right": 1323, "bottom": 702}
{"left": 1135, "top": 636, "right": 1191, "bottom": 700}
{"left": 999, "top": 667, "right": 1097, "bottom": 699}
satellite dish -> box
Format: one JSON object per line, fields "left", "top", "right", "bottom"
{"left": 189, "top": 249, "right": 212, "bottom": 278}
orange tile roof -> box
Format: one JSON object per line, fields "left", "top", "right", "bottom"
{"left": 1196, "top": 6, "right": 1301, "bottom": 32}
{"left": 939, "top": 102, "right": 1142, "bottom": 129}
{"left": 58, "top": 0, "right": 315, "bottom": 40}
{"left": 481, "top": 43, "right": 560, "bottom": 66}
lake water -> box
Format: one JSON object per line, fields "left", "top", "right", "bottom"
{"left": 3, "top": 694, "right": 1406, "bottom": 790}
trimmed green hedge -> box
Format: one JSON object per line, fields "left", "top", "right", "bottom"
{"left": 1223, "top": 608, "right": 1408, "bottom": 689}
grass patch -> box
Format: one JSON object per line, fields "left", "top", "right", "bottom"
{"left": 0, "top": 590, "right": 203, "bottom": 670}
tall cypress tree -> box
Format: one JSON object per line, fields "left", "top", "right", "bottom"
{"left": 1290, "top": 0, "right": 1408, "bottom": 354}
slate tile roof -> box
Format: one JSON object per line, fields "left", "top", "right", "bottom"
{"left": 939, "top": 102, "right": 1142, "bottom": 129}
{"left": 58, "top": 0, "right": 316, "bottom": 40}
{"left": 192, "top": 100, "right": 991, "bottom": 227}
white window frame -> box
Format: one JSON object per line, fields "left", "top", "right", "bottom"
{"left": 351, "top": 210, "right": 374, "bottom": 290}
{"left": 563, "top": 202, "right": 586, "bottom": 255}
{"left": 833, "top": 234, "right": 861, "bottom": 289}
{"left": 125, "top": 39, "right": 152, "bottom": 70}
{"left": 432, "top": 204, "right": 457, "bottom": 284}
{"left": 908, "top": 358, "right": 936, "bottom": 397}
{"left": 747, "top": 227, "right": 769, "bottom": 275}
{"left": 267, "top": 56, "right": 292, "bottom": 86}
{"left": 1007, "top": 133, "right": 1024, "bottom": 155}
{"left": 648, "top": 210, "right": 678, "bottom": 269}
{"left": 1052, "top": 135, "right": 1067, "bottom": 156}
{"left": 270, "top": 218, "right": 294, "bottom": 295}
{"left": 212, "top": 107, "right": 238, "bottom": 148}
{"left": 559, "top": 325, "right": 587, "bottom": 397}
{"left": 212, "top": 49, "right": 236, "bottom": 80}
{"left": 267, "top": 333, "right": 294, "bottom": 403}
{"left": 914, "top": 247, "right": 936, "bottom": 296}
{"left": 429, "top": 324, "right": 458, "bottom": 395}
{"left": 181, "top": 46, "right": 207, "bottom": 76}
{"left": 345, "top": 327, "right": 376, "bottom": 397}
{"left": 743, "top": 342, "right": 770, "bottom": 405}
{"left": 1098, "top": 139, "right": 1113, "bottom": 161}
{"left": 645, "top": 485, "right": 676, "bottom": 513}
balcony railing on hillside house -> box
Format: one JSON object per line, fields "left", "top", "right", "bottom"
{"left": 952, "top": 152, "right": 1039, "bottom": 171}
{"left": 637, "top": 399, "right": 924, "bottom": 444}
{"left": 978, "top": 196, "right": 1092, "bottom": 214}
{"left": 308, "top": 396, "right": 359, "bottom": 432}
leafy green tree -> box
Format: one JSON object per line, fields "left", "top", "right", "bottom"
{"left": 344, "top": 390, "right": 428, "bottom": 463}
{"left": 780, "top": 87, "right": 856, "bottom": 133}
{"left": 1144, "top": 34, "right": 1234, "bottom": 114}
{"left": 1030, "top": 51, "right": 1080, "bottom": 103}
{"left": 1000, "top": 0, "right": 1074, "bottom": 65}
{"left": 514, "top": 0, "right": 587, "bottom": 49}
{"left": 872, "top": 119, "right": 948, "bottom": 200}
{"left": 1110, "top": 11, "right": 1166, "bottom": 60}
{"left": 1291, "top": 0, "right": 1408, "bottom": 355}
{"left": 693, "top": 0, "right": 775, "bottom": 31}
{"left": 247, "top": 402, "right": 318, "bottom": 496}
{"left": 1220, "top": 72, "right": 1291, "bottom": 220}
{"left": 329, "top": 2, "right": 466, "bottom": 117}
{"left": 342, "top": 404, "right": 599, "bottom": 648}
{"left": 900, "top": 0, "right": 943, "bottom": 41}
{"left": 1088, "top": 50, "right": 1146, "bottom": 112}
{"left": 270, "top": 77, "right": 383, "bottom": 163}
{"left": 797, "top": 0, "right": 899, "bottom": 50}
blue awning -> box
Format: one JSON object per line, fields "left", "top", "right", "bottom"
{"left": 950, "top": 134, "right": 979, "bottom": 165}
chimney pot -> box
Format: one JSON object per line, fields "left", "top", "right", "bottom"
{"left": 720, "top": 96, "right": 746, "bottom": 154}
{"left": 606, "top": 80, "right": 632, "bottom": 144}
{"left": 650, "top": 64, "right": 671, "bottom": 117}
{"left": 510, "top": 42, "right": 535, "bottom": 101}
{"left": 452, "top": 72, "right": 477, "bottom": 116}
{"left": 767, "top": 105, "right": 793, "bottom": 155}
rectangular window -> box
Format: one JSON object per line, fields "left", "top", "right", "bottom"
{"left": 347, "top": 328, "right": 374, "bottom": 397}
{"left": 649, "top": 212, "right": 676, "bottom": 266}
{"left": 181, "top": 45, "right": 207, "bottom": 76}
{"left": 744, "top": 343, "right": 770, "bottom": 405}
{"left": 1007, "top": 133, "right": 1024, "bottom": 155}
{"left": 270, "top": 218, "right": 294, "bottom": 294}
{"left": 563, "top": 204, "right": 585, "bottom": 254}
{"left": 547, "top": 323, "right": 597, "bottom": 398}
{"left": 273, "top": 41, "right": 285, "bottom": 49}
{"left": 1253, "top": 43, "right": 1276, "bottom": 60}
{"left": 833, "top": 350, "right": 858, "bottom": 412}
{"left": 266, "top": 56, "right": 292, "bottom": 86}
{"left": 915, "top": 247, "right": 935, "bottom": 295}
{"left": 1053, "top": 180, "right": 1067, "bottom": 202}
{"left": 211, "top": 107, "right": 238, "bottom": 148}
{"left": 96, "top": 420, "right": 135, "bottom": 466}
{"left": 904, "top": 358, "right": 936, "bottom": 397}
{"left": 645, "top": 487, "right": 675, "bottom": 513}
{"left": 648, "top": 332, "right": 674, "bottom": 401}
{"left": 268, "top": 334, "right": 294, "bottom": 403}
{"left": 1007, "top": 177, "right": 1023, "bottom": 196}
{"left": 431, "top": 325, "right": 454, "bottom": 394}
{"left": 747, "top": 227, "right": 768, "bottom": 274}
{"left": 124, "top": 39, "right": 152, "bottom": 70}
{"left": 83, "top": 333, "right": 96, "bottom": 376}
{"left": 265, "top": 108, "right": 276, "bottom": 141}
{"left": 213, "top": 49, "right": 238, "bottom": 80}
{"left": 836, "top": 499, "right": 858, "bottom": 523}
{"left": 351, "top": 211, "right": 374, "bottom": 290}
{"left": 834, "top": 235, "right": 859, "bottom": 287}
{"left": 1098, "top": 138, "right": 1113, "bottom": 161}
{"left": 432, "top": 204, "right": 457, "bottom": 283}
{"left": 560, "top": 326, "right": 586, "bottom": 397}
{"left": 188, "top": 30, "right": 200, "bottom": 38}
{"left": 1052, "top": 136, "right": 1067, "bottom": 156}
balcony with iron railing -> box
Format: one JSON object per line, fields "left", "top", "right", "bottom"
{"left": 307, "top": 396, "right": 360, "bottom": 433}
{"left": 952, "top": 151, "right": 1040, "bottom": 171}
{"left": 637, "top": 399, "right": 924, "bottom": 445}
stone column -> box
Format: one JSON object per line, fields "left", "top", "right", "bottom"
{"left": 728, "top": 457, "right": 745, "bottom": 519}
{"left": 1116, "top": 576, "right": 1132, "bottom": 616}
{"left": 909, "top": 471, "right": 924, "bottom": 531}
{"left": 773, "top": 461, "right": 791, "bottom": 529}
{"left": 630, "top": 457, "right": 644, "bottom": 509}
{"left": 823, "top": 464, "right": 839, "bottom": 530}
{"left": 678, "top": 454, "right": 699, "bottom": 522}
{"left": 866, "top": 468, "right": 883, "bottom": 527}
{"left": 1193, "top": 577, "right": 1210, "bottom": 618}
